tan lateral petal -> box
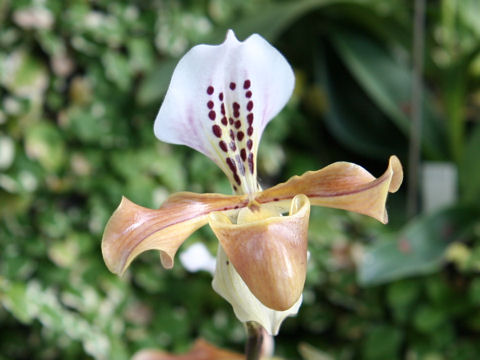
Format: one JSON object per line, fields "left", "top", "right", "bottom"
{"left": 209, "top": 194, "right": 310, "bottom": 311}
{"left": 132, "top": 339, "right": 244, "bottom": 360}
{"left": 256, "top": 155, "right": 403, "bottom": 224}
{"left": 102, "top": 192, "right": 248, "bottom": 275}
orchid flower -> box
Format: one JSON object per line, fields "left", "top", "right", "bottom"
{"left": 101, "top": 30, "right": 403, "bottom": 335}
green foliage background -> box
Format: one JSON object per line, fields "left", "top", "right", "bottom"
{"left": 1, "top": 0, "right": 480, "bottom": 359}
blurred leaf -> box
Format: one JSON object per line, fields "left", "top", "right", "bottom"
{"left": 387, "top": 279, "right": 421, "bottom": 309}
{"left": 414, "top": 305, "right": 447, "bottom": 334}
{"left": 128, "top": 38, "right": 155, "bottom": 73}
{"left": 0, "top": 135, "right": 15, "bottom": 170}
{"left": 0, "top": 0, "right": 8, "bottom": 23}
{"left": 318, "top": 42, "right": 405, "bottom": 159}
{"left": 24, "top": 121, "right": 66, "bottom": 172}
{"left": 0, "top": 279, "right": 35, "bottom": 323}
{"left": 458, "top": 0, "right": 480, "bottom": 38}
{"left": 299, "top": 342, "right": 334, "bottom": 360}
{"left": 442, "top": 60, "right": 469, "bottom": 162}
{"left": 1, "top": 49, "right": 48, "bottom": 98}
{"left": 103, "top": 51, "right": 132, "bottom": 91}
{"left": 359, "top": 206, "right": 480, "bottom": 285}
{"left": 469, "top": 278, "right": 480, "bottom": 305}
{"left": 362, "top": 324, "right": 402, "bottom": 360}
{"left": 137, "top": 59, "right": 177, "bottom": 105}
{"left": 459, "top": 124, "right": 480, "bottom": 203}
{"left": 425, "top": 276, "right": 454, "bottom": 305}
{"left": 66, "top": 103, "right": 128, "bottom": 145}
{"left": 110, "top": 147, "right": 186, "bottom": 192}
{"left": 331, "top": 31, "right": 447, "bottom": 160}
{"left": 212, "top": 0, "right": 368, "bottom": 42}
{"left": 0, "top": 280, "right": 126, "bottom": 359}
{"left": 327, "top": 2, "right": 411, "bottom": 47}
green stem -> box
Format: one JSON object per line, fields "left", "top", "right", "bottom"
{"left": 245, "top": 322, "right": 264, "bottom": 360}
{"left": 407, "top": 0, "right": 426, "bottom": 218}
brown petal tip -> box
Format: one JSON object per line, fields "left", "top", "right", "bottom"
{"left": 101, "top": 196, "right": 139, "bottom": 275}
{"left": 388, "top": 155, "right": 403, "bottom": 193}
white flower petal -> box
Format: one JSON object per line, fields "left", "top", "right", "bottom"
{"left": 154, "top": 30, "right": 294, "bottom": 194}
{"left": 212, "top": 246, "right": 302, "bottom": 335}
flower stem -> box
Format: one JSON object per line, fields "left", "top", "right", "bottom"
{"left": 245, "top": 321, "right": 264, "bottom": 360}
{"left": 407, "top": 0, "right": 426, "bottom": 217}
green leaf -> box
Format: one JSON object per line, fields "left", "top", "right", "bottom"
{"left": 24, "top": 121, "right": 66, "bottom": 172}
{"left": 0, "top": 49, "right": 48, "bottom": 98}
{"left": 387, "top": 279, "right": 421, "bottom": 309}
{"left": 459, "top": 124, "right": 480, "bottom": 203}
{"left": 318, "top": 42, "right": 405, "bottom": 159}
{"left": 0, "top": 0, "right": 8, "bottom": 23}
{"left": 359, "top": 206, "right": 480, "bottom": 286}
{"left": 0, "top": 135, "right": 15, "bottom": 170}
{"left": 136, "top": 58, "right": 177, "bottom": 105}
{"left": 458, "top": 0, "right": 480, "bottom": 38}
{"left": 128, "top": 38, "right": 155, "bottom": 73}
{"left": 414, "top": 305, "right": 447, "bottom": 334}
{"left": 469, "top": 278, "right": 480, "bottom": 306}
{"left": 0, "top": 280, "right": 125, "bottom": 359}
{"left": 210, "top": 0, "right": 369, "bottom": 43}
{"left": 103, "top": 51, "right": 132, "bottom": 91}
{"left": 0, "top": 280, "right": 35, "bottom": 324}
{"left": 299, "top": 342, "right": 334, "bottom": 360}
{"left": 331, "top": 31, "right": 447, "bottom": 160}
{"left": 362, "top": 324, "right": 402, "bottom": 360}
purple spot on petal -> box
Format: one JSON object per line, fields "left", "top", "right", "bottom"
{"left": 221, "top": 103, "right": 225, "bottom": 115}
{"left": 233, "top": 173, "right": 241, "bottom": 185}
{"left": 247, "top": 126, "right": 253, "bottom": 136}
{"left": 233, "top": 109, "right": 240, "bottom": 118}
{"left": 230, "top": 82, "right": 236, "bottom": 90}
{"left": 207, "top": 101, "right": 214, "bottom": 109}
{"left": 247, "top": 113, "right": 254, "bottom": 125}
{"left": 207, "top": 86, "right": 214, "bottom": 95}
{"left": 240, "top": 148, "right": 246, "bottom": 162}
{"left": 247, "top": 101, "right": 253, "bottom": 111}
{"left": 245, "top": 91, "right": 252, "bottom": 98}
{"left": 244, "top": 80, "right": 251, "bottom": 89}
{"left": 219, "top": 141, "right": 228, "bottom": 152}
{"left": 221, "top": 117, "right": 228, "bottom": 125}
{"left": 226, "top": 157, "right": 237, "bottom": 173}
{"left": 212, "top": 125, "right": 222, "bottom": 137}
{"left": 229, "top": 129, "right": 235, "bottom": 140}
{"left": 233, "top": 102, "right": 240, "bottom": 110}
{"left": 236, "top": 155, "right": 245, "bottom": 175}
{"left": 248, "top": 153, "right": 254, "bottom": 174}
{"left": 229, "top": 117, "right": 234, "bottom": 125}
{"left": 247, "top": 139, "right": 253, "bottom": 150}
{"left": 237, "top": 131, "right": 244, "bottom": 141}
{"left": 219, "top": 92, "right": 224, "bottom": 101}
{"left": 235, "top": 120, "right": 241, "bottom": 129}
{"left": 208, "top": 110, "right": 216, "bottom": 120}
{"left": 229, "top": 142, "right": 237, "bottom": 151}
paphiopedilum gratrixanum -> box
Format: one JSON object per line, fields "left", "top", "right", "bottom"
{"left": 102, "top": 30, "right": 403, "bottom": 335}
